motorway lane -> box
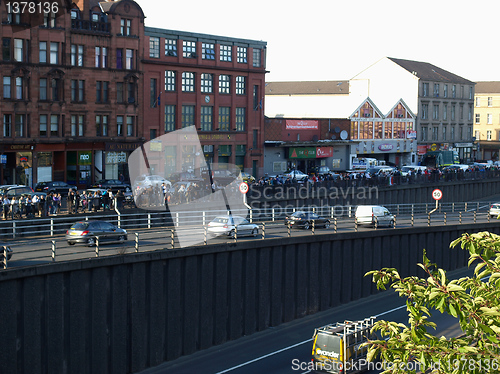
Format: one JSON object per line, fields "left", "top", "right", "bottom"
{"left": 137, "top": 266, "right": 473, "bottom": 374}
{"left": 2, "top": 211, "right": 496, "bottom": 268}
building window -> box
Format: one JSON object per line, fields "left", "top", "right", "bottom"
{"left": 183, "top": 41, "right": 196, "bottom": 58}
{"left": 127, "top": 116, "right": 134, "bottom": 136}
{"left": 252, "top": 48, "right": 261, "bottom": 67}
{"left": 96, "top": 115, "right": 109, "bottom": 136}
{"left": 181, "top": 105, "right": 195, "bottom": 128}
{"left": 121, "top": 19, "right": 131, "bottom": 36}
{"left": 15, "top": 77, "right": 22, "bottom": 99}
{"left": 39, "top": 78, "right": 47, "bottom": 100}
{"left": 451, "top": 104, "right": 456, "bottom": 121}
{"left": 460, "top": 85, "right": 464, "bottom": 98}
{"left": 468, "top": 104, "right": 472, "bottom": 121}
{"left": 442, "top": 126, "right": 447, "bottom": 141}
{"left": 14, "top": 39, "right": 23, "bottom": 62}
{"left": 117, "top": 115, "right": 123, "bottom": 136}
{"left": 460, "top": 105, "right": 463, "bottom": 120}
{"left": 3, "top": 77, "right": 10, "bottom": 99}
{"left": 433, "top": 83, "right": 439, "bottom": 97}
{"left": 202, "top": 43, "right": 215, "bottom": 60}
{"left": 237, "top": 46, "right": 247, "bottom": 63}
{"left": 452, "top": 85, "right": 456, "bottom": 98}
{"left": 182, "top": 72, "right": 195, "bottom": 92}
{"left": 487, "top": 113, "right": 493, "bottom": 124}
{"left": 475, "top": 97, "right": 480, "bottom": 107}
{"left": 450, "top": 126, "right": 455, "bottom": 141}
{"left": 50, "top": 42, "right": 58, "bottom": 64}
{"left": 236, "top": 76, "right": 246, "bottom": 95}
{"left": 219, "top": 107, "right": 230, "bottom": 131}
{"left": 165, "top": 105, "right": 175, "bottom": 132}
{"left": 432, "top": 126, "right": 438, "bottom": 141}
{"left": 200, "top": 106, "right": 213, "bottom": 131}
{"left": 487, "top": 130, "right": 492, "bottom": 140}
{"left": 116, "top": 49, "right": 123, "bottom": 69}
{"left": 71, "top": 114, "right": 84, "bottom": 136}
{"left": 443, "top": 84, "right": 448, "bottom": 98}
{"left": 43, "top": 12, "right": 56, "bottom": 28}
{"left": 39, "top": 42, "right": 47, "bottom": 63}
{"left": 3, "top": 114, "right": 11, "bottom": 137}
{"left": 200, "top": 73, "right": 213, "bottom": 93}
{"left": 165, "top": 39, "right": 177, "bottom": 56}
{"left": 150, "top": 78, "right": 157, "bottom": 107}
{"left": 469, "top": 87, "right": 473, "bottom": 100}
{"left": 253, "top": 85, "right": 260, "bottom": 110}
{"left": 71, "top": 44, "right": 84, "bottom": 66}
{"left": 475, "top": 130, "right": 480, "bottom": 140}
{"left": 2, "top": 38, "right": 11, "bottom": 61}
{"left": 422, "top": 82, "right": 429, "bottom": 97}
{"left": 7, "top": 6, "right": 20, "bottom": 24}
{"left": 219, "top": 75, "right": 230, "bottom": 94}
{"left": 149, "top": 37, "right": 160, "bottom": 58}
{"left": 127, "top": 82, "right": 135, "bottom": 103}
{"left": 15, "top": 114, "right": 24, "bottom": 137}
{"left": 421, "top": 127, "right": 427, "bottom": 142}
{"left": 165, "top": 70, "right": 176, "bottom": 91}
{"left": 71, "top": 80, "right": 84, "bottom": 102}
{"left": 432, "top": 104, "right": 439, "bottom": 120}
{"left": 125, "top": 49, "right": 133, "bottom": 69}
{"left": 475, "top": 113, "right": 480, "bottom": 124}
{"left": 220, "top": 45, "right": 232, "bottom": 61}
{"left": 40, "top": 115, "right": 47, "bottom": 136}
{"left": 443, "top": 104, "right": 448, "bottom": 121}
{"left": 95, "top": 47, "right": 108, "bottom": 68}
{"left": 235, "top": 107, "right": 245, "bottom": 131}
{"left": 50, "top": 115, "right": 58, "bottom": 136}
{"left": 458, "top": 126, "right": 463, "bottom": 140}
{"left": 96, "top": 81, "right": 109, "bottom": 103}
{"left": 488, "top": 96, "right": 493, "bottom": 107}
{"left": 421, "top": 104, "right": 428, "bottom": 119}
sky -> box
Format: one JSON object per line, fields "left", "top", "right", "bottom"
{"left": 138, "top": 0, "right": 500, "bottom": 83}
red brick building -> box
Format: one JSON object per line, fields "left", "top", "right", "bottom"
{"left": 0, "top": 0, "right": 145, "bottom": 188}
{"left": 142, "top": 27, "right": 267, "bottom": 178}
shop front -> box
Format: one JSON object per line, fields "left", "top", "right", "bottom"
{"left": 104, "top": 142, "right": 142, "bottom": 183}
{"left": 0, "top": 144, "right": 34, "bottom": 187}
{"left": 354, "top": 139, "right": 417, "bottom": 166}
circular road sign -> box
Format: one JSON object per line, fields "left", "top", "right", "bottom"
{"left": 239, "top": 182, "right": 249, "bottom": 194}
{"left": 432, "top": 188, "right": 443, "bottom": 201}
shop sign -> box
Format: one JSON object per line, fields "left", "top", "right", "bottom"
{"left": 106, "top": 142, "right": 142, "bottom": 152}
{"left": 289, "top": 147, "right": 316, "bottom": 159}
{"left": 149, "top": 141, "right": 162, "bottom": 152}
{"left": 78, "top": 151, "right": 92, "bottom": 165}
{"left": 417, "top": 145, "right": 428, "bottom": 155}
{"left": 430, "top": 143, "right": 438, "bottom": 151}
{"left": 20, "top": 156, "right": 28, "bottom": 162}
{"left": 0, "top": 155, "right": 6, "bottom": 164}
{"left": 106, "top": 151, "right": 127, "bottom": 164}
{"left": 285, "top": 120, "right": 318, "bottom": 130}
{"left": 378, "top": 144, "right": 393, "bottom": 151}
{"left": 316, "top": 147, "right": 333, "bottom": 158}
{"left": 455, "top": 143, "right": 473, "bottom": 148}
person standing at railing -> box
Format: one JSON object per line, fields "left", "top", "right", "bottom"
{"left": 73, "top": 190, "right": 80, "bottom": 213}
{"left": 67, "top": 190, "right": 74, "bottom": 214}
{"left": 2, "top": 195, "right": 9, "bottom": 220}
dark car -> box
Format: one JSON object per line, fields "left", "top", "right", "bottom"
{"left": 34, "top": 181, "right": 77, "bottom": 195}
{"left": 0, "top": 185, "right": 34, "bottom": 198}
{"left": 66, "top": 221, "right": 127, "bottom": 246}
{"left": 91, "top": 179, "right": 131, "bottom": 193}
{"left": 284, "top": 211, "right": 330, "bottom": 230}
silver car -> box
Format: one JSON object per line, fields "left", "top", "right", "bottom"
{"left": 207, "top": 215, "right": 259, "bottom": 238}
{"left": 489, "top": 203, "right": 500, "bottom": 218}
{"left": 66, "top": 221, "right": 127, "bottom": 246}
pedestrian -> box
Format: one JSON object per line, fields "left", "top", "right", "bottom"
{"left": 67, "top": 189, "right": 74, "bottom": 214}
{"left": 32, "top": 193, "right": 39, "bottom": 217}
{"left": 93, "top": 191, "right": 100, "bottom": 212}
{"left": 73, "top": 191, "right": 80, "bottom": 213}
{"left": 2, "top": 195, "right": 10, "bottom": 220}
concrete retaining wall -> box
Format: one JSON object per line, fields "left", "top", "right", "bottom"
{"left": 1, "top": 223, "right": 500, "bottom": 373}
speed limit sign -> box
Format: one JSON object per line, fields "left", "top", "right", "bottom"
{"left": 239, "top": 182, "right": 249, "bottom": 194}
{"left": 432, "top": 189, "right": 443, "bottom": 201}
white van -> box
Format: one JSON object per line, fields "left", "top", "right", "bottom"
{"left": 355, "top": 205, "right": 394, "bottom": 227}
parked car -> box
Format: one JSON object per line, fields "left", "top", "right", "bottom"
{"left": 489, "top": 203, "right": 500, "bottom": 218}
{"left": 91, "top": 179, "right": 131, "bottom": 193}
{"left": 284, "top": 211, "right": 330, "bottom": 229}
{"left": 0, "top": 185, "right": 34, "bottom": 198}
{"left": 66, "top": 221, "right": 127, "bottom": 246}
{"left": 400, "top": 165, "right": 428, "bottom": 176}
{"left": 133, "top": 175, "right": 171, "bottom": 190}
{"left": 283, "top": 169, "right": 308, "bottom": 181}
{"left": 240, "top": 172, "right": 256, "bottom": 184}
{"left": 355, "top": 205, "right": 394, "bottom": 227}
{"left": 34, "top": 181, "right": 77, "bottom": 195}
{"left": 207, "top": 215, "right": 259, "bottom": 238}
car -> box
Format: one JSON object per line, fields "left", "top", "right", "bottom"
{"left": 489, "top": 203, "right": 500, "bottom": 218}
{"left": 34, "top": 181, "right": 77, "bottom": 195}
{"left": 311, "top": 166, "right": 332, "bottom": 176}
{"left": 283, "top": 169, "right": 308, "bottom": 181}
{"left": 400, "top": 165, "right": 428, "bottom": 176}
{"left": 284, "top": 211, "right": 330, "bottom": 230}
{"left": 366, "top": 166, "right": 396, "bottom": 176}
{"left": 0, "top": 185, "right": 34, "bottom": 198}
{"left": 91, "top": 179, "right": 131, "bottom": 193}
{"left": 133, "top": 175, "right": 171, "bottom": 190}
{"left": 240, "top": 172, "right": 256, "bottom": 184}
{"left": 355, "top": 205, "right": 394, "bottom": 227}
{"left": 207, "top": 215, "right": 259, "bottom": 238}
{"left": 66, "top": 221, "right": 128, "bottom": 246}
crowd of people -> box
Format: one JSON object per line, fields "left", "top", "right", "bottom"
{"left": 0, "top": 188, "right": 129, "bottom": 220}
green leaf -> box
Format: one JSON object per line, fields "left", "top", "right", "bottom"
{"left": 449, "top": 303, "right": 458, "bottom": 318}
